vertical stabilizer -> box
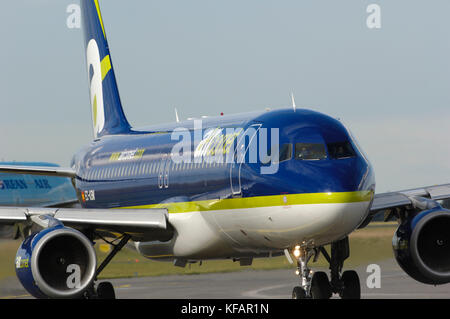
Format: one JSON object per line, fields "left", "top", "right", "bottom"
{"left": 80, "top": 0, "right": 131, "bottom": 138}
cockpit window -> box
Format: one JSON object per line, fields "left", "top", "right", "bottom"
{"left": 327, "top": 141, "right": 356, "bottom": 159}
{"left": 295, "top": 143, "right": 327, "bottom": 160}
{"left": 278, "top": 143, "right": 292, "bottom": 163}
{"left": 261, "top": 143, "right": 292, "bottom": 164}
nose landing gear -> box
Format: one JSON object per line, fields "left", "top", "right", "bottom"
{"left": 291, "top": 237, "right": 361, "bottom": 299}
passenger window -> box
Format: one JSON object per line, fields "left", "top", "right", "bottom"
{"left": 295, "top": 143, "right": 327, "bottom": 160}
{"left": 327, "top": 141, "right": 356, "bottom": 159}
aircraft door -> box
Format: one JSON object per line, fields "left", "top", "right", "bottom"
{"left": 230, "top": 124, "right": 261, "bottom": 196}
{"left": 158, "top": 153, "right": 170, "bottom": 189}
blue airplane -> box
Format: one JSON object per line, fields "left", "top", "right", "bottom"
{"left": 0, "top": 0, "right": 450, "bottom": 299}
{"left": 0, "top": 162, "right": 77, "bottom": 208}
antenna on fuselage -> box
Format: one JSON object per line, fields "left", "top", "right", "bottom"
{"left": 175, "top": 107, "right": 180, "bottom": 123}
{"left": 291, "top": 92, "right": 296, "bottom": 112}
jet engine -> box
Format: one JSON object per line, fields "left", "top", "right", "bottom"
{"left": 393, "top": 207, "right": 450, "bottom": 284}
{"left": 15, "top": 224, "right": 97, "bottom": 298}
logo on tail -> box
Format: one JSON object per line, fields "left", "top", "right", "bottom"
{"left": 81, "top": 0, "right": 131, "bottom": 139}
{"left": 86, "top": 39, "right": 105, "bottom": 137}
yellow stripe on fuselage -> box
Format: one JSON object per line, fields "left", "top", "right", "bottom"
{"left": 118, "top": 191, "right": 373, "bottom": 214}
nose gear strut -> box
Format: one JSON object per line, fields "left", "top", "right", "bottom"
{"left": 292, "top": 237, "right": 361, "bottom": 299}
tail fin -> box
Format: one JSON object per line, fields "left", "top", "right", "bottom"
{"left": 80, "top": 0, "right": 131, "bottom": 138}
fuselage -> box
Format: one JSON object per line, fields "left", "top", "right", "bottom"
{"left": 71, "top": 108, "right": 375, "bottom": 260}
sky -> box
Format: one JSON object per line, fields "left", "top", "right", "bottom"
{"left": 0, "top": 0, "right": 450, "bottom": 193}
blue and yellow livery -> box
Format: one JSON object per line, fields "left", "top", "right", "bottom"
{"left": 2, "top": 0, "right": 450, "bottom": 299}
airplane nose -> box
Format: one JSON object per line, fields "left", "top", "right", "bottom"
{"left": 329, "top": 158, "right": 366, "bottom": 191}
{"left": 302, "top": 156, "right": 372, "bottom": 193}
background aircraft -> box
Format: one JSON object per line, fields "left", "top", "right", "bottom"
{"left": 0, "top": 162, "right": 77, "bottom": 239}
{"left": 0, "top": 162, "right": 77, "bottom": 208}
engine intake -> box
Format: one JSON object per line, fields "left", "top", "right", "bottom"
{"left": 393, "top": 208, "right": 450, "bottom": 285}
{"left": 16, "top": 225, "right": 97, "bottom": 298}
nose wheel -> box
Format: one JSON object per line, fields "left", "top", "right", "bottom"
{"left": 291, "top": 237, "right": 361, "bottom": 299}
{"left": 340, "top": 270, "right": 360, "bottom": 299}
{"left": 310, "top": 271, "right": 332, "bottom": 299}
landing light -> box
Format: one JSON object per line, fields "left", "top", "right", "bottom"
{"left": 293, "top": 245, "right": 301, "bottom": 258}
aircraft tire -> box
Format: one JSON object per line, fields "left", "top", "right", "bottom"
{"left": 292, "top": 286, "right": 307, "bottom": 299}
{"left": 341, "top": 270, "right": 360, "bottom": 299}
{"left": 310, "top": 271, "right": 332, "bottom": 299}
{"left": 96, "top": 281, "right": 116, "bottom": 299}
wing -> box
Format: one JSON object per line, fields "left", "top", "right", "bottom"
{"left": 0, "top": 165, "right": 173, "bottom": 241}
{"left": 45, "top": 199, "right": 80, "bottom": 208}
{"left": 371, "top": 183, "right": 450, "bottom": 212}
{"left": 0, "top": 206, "right": 173, "bottom": 242}
{"left": 359, "top": 183, "right": 450, "bottom": 228}
{"left": 0, "top": 164, "right": 76, "bottom": 178}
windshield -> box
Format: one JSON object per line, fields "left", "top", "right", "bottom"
{"left": 327, "top": 141, "right": 356, "bottom": 159}
{"left": 295, "top": 143, "right": 327, "bottom": 160}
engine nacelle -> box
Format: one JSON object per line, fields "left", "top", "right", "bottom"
{"left": 15, "top": 225, "right": 97, "bottom": 298}
{"left": 393, "top": 207, "right": 450, "bottom": 284}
